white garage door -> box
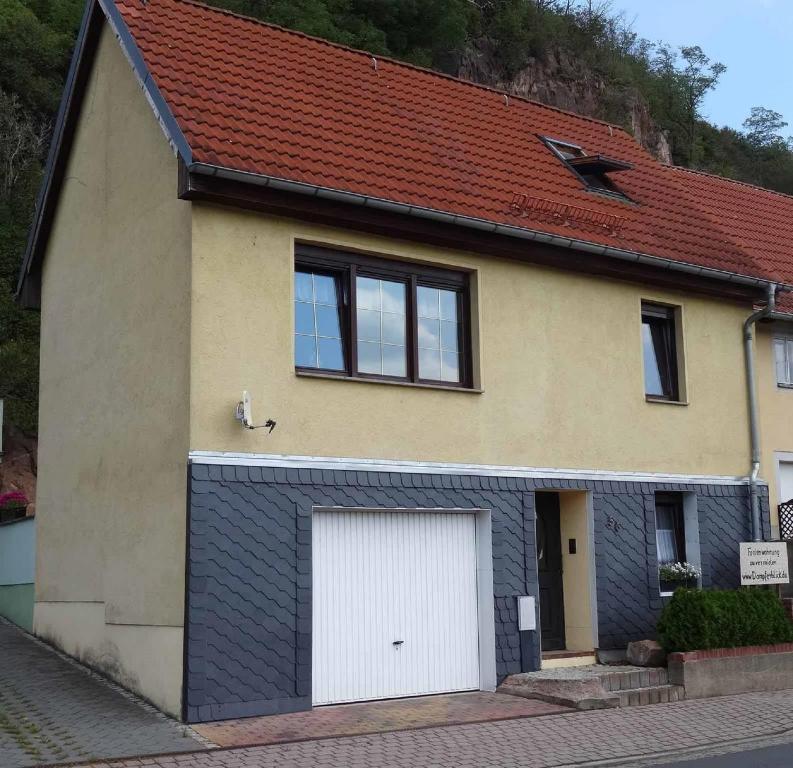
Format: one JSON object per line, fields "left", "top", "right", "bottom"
{"left": 312, "top": 509, "right": 481, "bottom": 705}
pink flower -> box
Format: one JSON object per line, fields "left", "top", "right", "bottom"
{"left": 0, "top": 490, "right": 27, "bottom": 509}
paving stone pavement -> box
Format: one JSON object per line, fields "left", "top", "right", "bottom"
{"left": 195, "top": 691, "right": 568, "bottom": 747}
{"left": 76, "top": 689, "right": 793, "bottom": 768}
{"left": 0, "top": 620, "right": 207, "bottom": 767}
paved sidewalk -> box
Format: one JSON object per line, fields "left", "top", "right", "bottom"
{"left": 196, "top": 691, "right": 568, "bottom": 746}
{"left": 0, "top": 620, "right": 206, "bottom": 767}
{"left": 74, "top": 689, "right": 793, "bottom": 768}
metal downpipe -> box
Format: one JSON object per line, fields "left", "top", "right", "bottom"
{"left": 743, "top": 283, "right": 777, "bottom": 541}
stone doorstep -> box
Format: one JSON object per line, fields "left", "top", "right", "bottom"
{"left": 498, "top": 678, "right": 621, "bottom": 711}
{"left": 498, "top": 665, "right": 683, "bottom": 710}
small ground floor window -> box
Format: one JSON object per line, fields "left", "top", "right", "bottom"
{"left": 655, "top": 492, "right": 686, "bottom": 566}
{"left": 655, "top": 491, "right": 701, "bottom": 595}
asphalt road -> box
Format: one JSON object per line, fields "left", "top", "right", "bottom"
{"left": 656, "top": 743, "right": 793, "bottom": 767}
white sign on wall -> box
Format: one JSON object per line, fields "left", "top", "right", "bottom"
{"left": 739, "top": 542, "right": 790, "bottom": 585}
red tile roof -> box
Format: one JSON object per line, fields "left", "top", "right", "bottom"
{"left": 114, "top": 0, "right": 793, "bottom": 288}
{"left": 668, "top": 166, "right": 793, "bottom": 310}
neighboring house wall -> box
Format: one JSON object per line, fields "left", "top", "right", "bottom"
{"left": 189, "top": 206, "right": 752, "bottom": 477}
{"left": 34, "top": 23, "right": 191, "bottom": 717}
{"left": 757, "top": 326, "right": 793, "bottom": 531}
{"left": 0, "top": 517, "right": 36, "bottom": 631}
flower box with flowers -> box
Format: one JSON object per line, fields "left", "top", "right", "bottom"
{"left": 659, "top": 561, "right": 701, "bottom": 594}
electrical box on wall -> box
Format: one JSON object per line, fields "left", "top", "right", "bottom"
{"left": 517, "top": 595, "right": 536, "bottom": 631}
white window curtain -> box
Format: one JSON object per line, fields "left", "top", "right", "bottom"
{"left": 656, "top": 529, "right": 678, "bottom": 565}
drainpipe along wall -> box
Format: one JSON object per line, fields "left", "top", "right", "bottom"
{"left": 744, "top": 283, "right": 777, "bottom": 541}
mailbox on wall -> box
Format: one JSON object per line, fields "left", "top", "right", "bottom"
{"left": 517, "top": 595, "right": 536, "bottom": 631}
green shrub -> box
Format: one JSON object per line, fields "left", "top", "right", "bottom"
{"left": 657, "top": 588, "right": 793, "bottom": 653}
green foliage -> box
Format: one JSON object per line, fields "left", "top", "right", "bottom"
{"left": 743, "top": 106, "right": 788, "bottom": 149}
{"left": 0, "top": 92, "right": 41, "bottom": 432}
{"left": 0, "top": 0, "right": 83, "bottom": 116}
{"left": 657, "top": 588, "right": 793, "bottom": 653}
{"left": 207, "top": 0, "right": 473, "bottom": 70}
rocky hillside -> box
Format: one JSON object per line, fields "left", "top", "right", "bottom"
{"left": 458, "top": 41, "right": 672, "bottom": 163}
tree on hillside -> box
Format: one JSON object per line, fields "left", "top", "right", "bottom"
{"left": 0, "top": 91, "right": 44, "bottom": 433}
{"left": 0, "top": 91, "right": 48, "bottom": 199}
{"left": 208, "top": 0, "right": 473, "bottom": 69}
{"left": 737, "top": 107, "right": 793, "bottom": 192}
{"left": 743, "top": 107, "right": 790, "bottom": 149}
{"left": 0, "top": 0, "right": 83, "bottom": 116}
{"left": 0, "top": 0, "right": 82, "bottom": 434}
{"left": 643, "top": 44, "right": 725, "bottom": 166}
{"left": 679, "top": 46, "right": 726, "bottom": 164}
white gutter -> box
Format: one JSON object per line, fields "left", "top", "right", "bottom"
{"left": 187, "top": 162, "right": 785, "bottom": 292}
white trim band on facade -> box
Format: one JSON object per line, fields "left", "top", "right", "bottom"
{"left": 188, "top": 450, "right": 760, "bottom": 487}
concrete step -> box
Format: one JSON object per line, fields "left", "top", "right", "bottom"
{"left": 498, "top": 666, "right": 682, "bottom": 711}
{"left": 599, "top": 668, "right": 669, "bottom": 692}
{"left": 617, "top": 684, "right": 685, "bottom": 707}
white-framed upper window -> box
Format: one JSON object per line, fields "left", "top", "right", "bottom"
{"left": 774, "top": 337, "right": 793, "bottom": 387}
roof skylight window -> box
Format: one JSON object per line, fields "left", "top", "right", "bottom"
{"left": 544, "top": 138, "right": 633, "bottom": 202}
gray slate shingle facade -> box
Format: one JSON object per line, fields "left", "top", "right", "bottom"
{"left": 184, "top": 461, "right": 767, "bottom": 723}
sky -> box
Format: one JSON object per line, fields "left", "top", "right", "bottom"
{"left": 613, "top": 0, "right": 793, "bottom": 132}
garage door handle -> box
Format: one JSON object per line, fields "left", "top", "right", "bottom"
{"left": 392, "top": 640, "right": 404, "bottom": 646}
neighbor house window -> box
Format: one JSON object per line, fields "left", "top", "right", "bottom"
{"left": 294, "top": 246, "right": 471, "bottom": 387}
{"left": 642, "top": 303, "right": 679, "bottom": 401}
{"left": 655, "top": 493, "right": 686, "bottom": 566}
{"left": 774, "top": 337, "right": 793, "bottom": 387}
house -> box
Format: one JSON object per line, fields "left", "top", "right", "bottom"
{"left": 16, "top": 0, "right": 793, "bottom": 722}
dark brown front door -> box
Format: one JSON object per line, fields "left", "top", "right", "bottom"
{"left": 536, "top": 492, "right": 566, "bottom": 652}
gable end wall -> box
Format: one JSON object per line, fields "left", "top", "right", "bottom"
{"left": 33, "top": 22, "right": 191, "bottom": 717}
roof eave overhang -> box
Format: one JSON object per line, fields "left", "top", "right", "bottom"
{"left": 186, "top": 161, "right": 787, "bottom": 295}
{"left": 767, "top": 310, "right": 793, "bottom": 325}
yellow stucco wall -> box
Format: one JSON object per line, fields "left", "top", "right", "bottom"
{"left": 559, "top": 492, "right": 594, "bottom": 651}
{"left": 758, "top": 326, "right": 793, "bottom": 523}
{"left": 190, "top": 205, "right": 752, "bottom": 477}
{"left": 34, "top": 23, "right": 190, "bottom": 716}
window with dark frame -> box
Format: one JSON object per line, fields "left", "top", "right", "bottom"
{"left": 655, "top": 493, "right": 686, "bottom": 566}
{"left": 641, "top": 303, "right": 679, "bottom": 401}
{"left": 294, "top": 246, "right": 472, "bottom": 387}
